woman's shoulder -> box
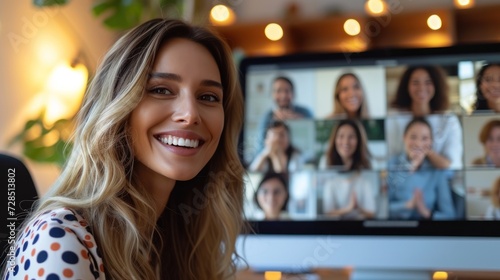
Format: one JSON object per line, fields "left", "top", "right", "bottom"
{"left": 4, "top": 207, "right": 105, "bottom": 279}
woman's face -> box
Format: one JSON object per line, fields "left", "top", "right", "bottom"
{"left": 257, "top": 177, "right": 287, "bottom": 218}
{"left": 479, "top": 66, "right": 500, "bottom": 108}
{"left": 337, "top": 75, "right": 364, "bottom": 116}
{"left": 129, "top": 38, "right": 224, "bottom": 182}
{"left": 485, "top": 126, "right": 500, "bottom": 163}
{"left": 335, "top": 124, "right": 358, "bottom": 160}
{"left": 272, "top": 79, "right": 294, "bottom": 109}
{"left": 404, "top": 123, "right": 432, "bottom": 160}
{"left": 408, "top": 69, "right": 435, "bottom": 106}
{"left": 265, "top": 125, "right": 290, "bottom": 150}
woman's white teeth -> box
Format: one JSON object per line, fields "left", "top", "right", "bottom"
{"left": 159, "top": 136, "right": 199, "bottom": 148}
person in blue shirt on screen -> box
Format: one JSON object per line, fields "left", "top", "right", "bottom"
{"left": 388, "top": 117, "right": 455, "bottom": 220}
{"left": 254, "top": 76, "right": 313, "bottom": 160}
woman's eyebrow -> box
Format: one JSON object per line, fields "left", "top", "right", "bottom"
{"left": 149, "top": 72, "right": 181, "bottom": 81}
{"left": 149, "top": 72, "right": 222, "bottom": 89}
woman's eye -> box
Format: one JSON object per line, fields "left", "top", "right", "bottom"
{"left": 200, "top": 94, "right": 220, "bottom": 102}
{"left": 149, "top": 87, "right": 172, "bottom": 95}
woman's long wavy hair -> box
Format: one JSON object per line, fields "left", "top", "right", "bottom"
{"left": 474, "top": 63, "right": 500, "bottom": 111}
{"left": 391, "top": 66, "right": 449, "bottom": 113}
{"left": 333, "top": 73, "right": 369, "bottom": 118}
{"left": 29, "top": 19, "right": 245, "bottom": 279}
{"left": 325, "top": 119, "right": 371, "bottom": 171}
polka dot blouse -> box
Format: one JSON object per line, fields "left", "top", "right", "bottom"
{"left": 3, "top": 208, "right": 105, "bottom": 280}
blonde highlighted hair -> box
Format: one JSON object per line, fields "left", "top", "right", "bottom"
{"left": 28, "top": 19, "right": 245, "bottom": 279}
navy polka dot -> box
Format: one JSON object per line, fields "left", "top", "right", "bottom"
{"left": 13, "top": 265, "right": 19, "bottom": 276}
{"left": 46, "top": 273, "right": 60, "bottom": 280}
{"left": 37, "top": 250, "right": 48, "bottom": 263}
{"left": 5, "top": 208, "right": 105, "bottom": 279}
{"left": 64, "top": 214, "right": 77, "bottom": 221}
{"left": 51, "top": 218, "right": 63, "bottom": 224}
{"left": 37, "top": 221, "right": 47, "bottom": 230}
{"left": 62, "top": 251, "right": 79, "bottom": 264}
{"left": 32, "top": 234, "right": 39, "bottom": 245}
{"left": 49, "top": 227, "right": 65, "bottom": 238}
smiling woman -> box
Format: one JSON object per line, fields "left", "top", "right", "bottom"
{"left": 1, "top": 19, "right": 245, "bottom": 280}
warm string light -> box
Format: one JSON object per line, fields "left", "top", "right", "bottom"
{"left": 365, "top": 0, "right": 388, "bottom": 16}
{"left": 265, "top": 23, "right": 284, "bottom": 41}
{"left": 427, "top": 14, "right": 442, "bottom": 30}
{"left": 209, "top": 4, "right": 236, "bottom": 26}
{"left": 344, "top": 19, "right": 361, "bottom": 36}
{"left": 454, "top": 0, "right": 474, "bottom": 9}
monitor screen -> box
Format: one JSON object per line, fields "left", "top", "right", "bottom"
{"left": 237, "top": 43, "right": 500, "bottom": 266}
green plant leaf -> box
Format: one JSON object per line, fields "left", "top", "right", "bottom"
{"left": 93, "top": 0, "right": 144, "bottom": 29}
{"left": 33, "top": 0, "right": 70, "bottom": 7}
{"left": 92, "top": 0, "right": 119, "bottom": 16}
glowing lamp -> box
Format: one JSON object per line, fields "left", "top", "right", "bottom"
{"left": 44, "top": 62, "right": 88, "bottom": 125}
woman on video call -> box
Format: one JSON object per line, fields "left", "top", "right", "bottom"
{"left": 327, "top": 73, "right": 370, "bottom": 119}
{"left": 2, "top": 19, "right": 245, "bottom": 280}
{"left": 319, "top": 119, "right": 371, "bottom": 171}
{"left": 388, "top": 65, "right": 463, "bottom": 170}
{"left": 484, "top": 177, "right": 500, "bottom": 220}
{"left": 253, "top": 172, "right": 290, "bottom": 220}
{"left": 472, "top": 119, "right": 500, "bottom": 167}
{"left": 249, "top": 120, "right": 303, "bottom": 173}
{"left": 473, "top": 63, "right": 500, "bottom": 113}
{"left": 388, "top": 117, "right": 455, "bottom": 220}
{"left": 319, "top": 119, "right": 376, "bottom": 219}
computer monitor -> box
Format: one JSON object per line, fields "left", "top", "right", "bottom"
{"left": 236, "top": 43, "right": 500, "bottom": 278}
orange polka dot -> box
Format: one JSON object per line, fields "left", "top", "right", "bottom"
{"left": 64, "top": 227, "right": 72, "bottom": 233}
{"left": 100, "top": 264, "right": 105, "bottom": 272}
{"left": 31, "top": 248, "right": 36, "bottom": 256}
{"left": 38, "top": 268, "right": 45, "bottom": 277}
{"left": 84, "top": 241, "right": 94, "bottom": 248}
{"left": 24, "top": 275, "right": 28, "bottom": 280}
{"left": 81, "top": 250, "right": 89, "bottom": 259}
{"left": 63, "top": 268, "right": 74, "bottom": 277}
{"left": 30, "top": 233, "right": 34, "bottom": 239}
{"left": 41, "top": 224, "right": 48, "bottom": 230}
{"left": 79, "top": 221, "right": 87, "bottom": 227}
{"left": 50, "top": 242, "right": 61, "bottom": 251}
{"left": 20, "top": 256, "right": 24, "bottom": 264}
{"left": 84, "top": 234, "right": 91, "bottom": 240}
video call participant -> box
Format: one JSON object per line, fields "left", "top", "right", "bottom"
{"left": 253, "top": 172, "right": 290, "bottom": 220}
{"left": 321, "top": 172, "right": 377, "bottom": 220}
{"left": 473, "top": 63, "right": 500, "bottom": 113}
{"left": 472, "top": 119, "right": 500, "bottom": 167}
{"left": 249, "top": 120, "right": 303, "bottom": 173}
{"left": 2, "top": 19, "right": 245, "bottom": 280}
{"left": 327, "top": 73, "right": 370, "bottom": 119}
{"left": 255, "top": 76, "right": 313, "bottom": 157}
{"left": 388, "top": 65, "right": 463, "bottom": 170}
{"left": 484, "top": 177, "right": 500, "bottom": 220}
{"left": 387, "top": 117, "right": 455, "bottom": 220}
{"left": 319, "top": 119, "right": 371, "bottom": 171}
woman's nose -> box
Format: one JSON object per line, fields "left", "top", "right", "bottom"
{"left": 171, "top": 95, "right": 200, "bottom": 125}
